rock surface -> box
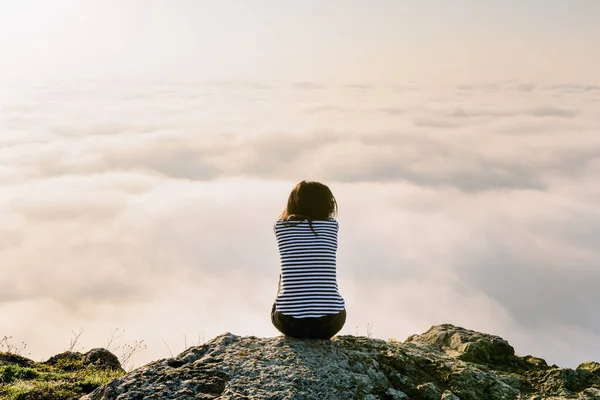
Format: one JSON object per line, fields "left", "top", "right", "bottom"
{"left": 45, "top": 348, "right": 123, "bottom": 372}
{"left": 82, "top": 324, "right": 600, "bottom": 400}
{"left": 0, "top": 352, "right": 35, "bottom": 367}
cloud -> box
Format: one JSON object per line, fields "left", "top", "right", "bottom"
{"left": 440, "top": 106, "right": 575, "bottom": 119}
{"left": 294, "top": 82, "right": 324, "bottom": 90}
{"left": 303, "top": 105, "right": 350, "bottom": 114}
{"left": 445, "top": 189, "right": 600, "bottom": 332}
{"left": 455, "top": 83, "right": 500, "bottom": 92}
{"left": 1, "top": 80, "right": 600, "bottom": 369}
{"left": 544, "top": 84, "right": 600, "bottom": 93}
{"left": 411, "top": 117, "right": 462, "bottom": 128}
{"left": 1, "top": 127, "right": 559, "bottom": 191}
{"left": 343, "top": 84, "right": 371, "bottom": 93}
{"left": 377, "top": 107, "right": 404, "bottom": 116}
{"left": 528, "top": 106, "right": 576, "bottom": 118}
{"left": 512, "top": 83, "right": 537, "bottom": 93}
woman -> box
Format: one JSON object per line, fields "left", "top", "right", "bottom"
{"left": 271, "top": 180, "right": 346, "bottom": 339}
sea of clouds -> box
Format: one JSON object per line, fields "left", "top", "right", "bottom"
{"left": 1, "top": 80, "right": 599, "bottom": 369}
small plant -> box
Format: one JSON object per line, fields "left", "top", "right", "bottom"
{"left": 354, "top": 325, "right": 374, "bottom": 338}
{"left": 67, "top": 329, "right": 85, "bottom": 352}
{"left": 367, "top": 323, "right": 373, "bottom": 339}
{"left": 163, "top": 341, "right": 174, "bottom": 358}
{"left": 106, "top": 328, "right": 125, "bottom": 351}
{"left": 105, "top": 329, "right": 147, "bottom": 372}
{"left": 118, "top": 340, "right": 147, "bottom": 372}
{"left": 163, "top": 331, "right": 205, "bottom": 362}
{"left": 0, "top": 336, "right": 29, "bottom": 357}
{"left": 184, "top": 331, "right": 206, "bottom": 349}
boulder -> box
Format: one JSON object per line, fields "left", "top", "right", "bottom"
{"left": 405, "top": 324, "right": 515, "bottom": 364}
{"left": 84, "top": 348, "right": 122, "bottom": 371}
{"left": 44, "top": 348, "right": 122, "bottom": 372}
{"left": 0, "top": 352, "right": 34, "bottom": 367}
{"left": 577, "top": 361, "right": 600, "bottom": 375}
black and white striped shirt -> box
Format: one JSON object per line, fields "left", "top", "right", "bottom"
{"left": 274, "top": 218, "right": 345, "bottom": 318}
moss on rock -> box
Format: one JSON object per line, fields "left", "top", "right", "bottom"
{"left": 0, "top": 349, "right": 123, "bottom": 400}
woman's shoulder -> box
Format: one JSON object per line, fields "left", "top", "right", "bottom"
{"left": 315, "top": 217, "right": 338, "bottom": 224}
{"left": 276, "top": 217, "right": 337, "bottom": 223}
{"left": 274, "top": 217, "right": 337, "bottom": 230}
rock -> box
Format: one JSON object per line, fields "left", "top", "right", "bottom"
{"left": 577, "top": 361, "right": 600, "bottom": 375}
{"left": 441, "top": 390, "right": 462, "bottom": 400}
{"left": 385, "top": 388, "right": 408, "bottom": 399}
{"left": 0, "top": 352, "right": 34, "bottom": 367}
{"left": 580, "top": 387, "right": 600, "bottom": 399}
{"left": 416, "top": 381, "right": 441, "bottom": 399}
{"left": 81, "top": 324, "right": 600, "bottom": 400}
{"left": 521, "top": 355, "right": 549, "bottom": 369}
{"left": 528, "top": 367, "right": 598, "bottom": 398}
{"left": 405, "top": 324, "right": 515, "bottom": 365}
{"left": 85, "top": 348, "right": 122, "bottom": 370}
{"left": 44, "top": 348, "right": 123, "bottom": 372}
{"left": 43, "top": 351, "right": 81, "bottom": 370}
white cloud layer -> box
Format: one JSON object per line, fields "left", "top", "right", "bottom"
{"left": 1, "top": 80, "right": 599, "bottom": 368}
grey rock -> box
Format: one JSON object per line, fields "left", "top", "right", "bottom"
{"left": 405, "top": 324, "right": 515, "bottom": 365}
{"left": 441, "top": 390, "right": 462, "bottom": 400}
{"left": 417, "top": 381, "right": 441, "bottom": 399}
{"left": 81, "top": 324, "right": 600, "bottom": 400}
{"left": 522, "top": 355, "right": 549, "bottom": 369}
{"left": 386, "top": 387, "right": 408, "bottom": 399}
{"left": 579, "top": 387, "right": 600, "bottom": 399}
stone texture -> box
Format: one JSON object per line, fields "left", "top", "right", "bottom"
{"left": 84, "top": 348, "right": 123, "bottom": 370}
{"left": 578, "top": 361, "right": 600, "bottom": 375}
{"left": 44, "top": 348, "right": 123, "bottom": 372}
{"left": 81, "top": 324, "right": 600, "bottom": 400}
{"left": 405, "top": 324, "right": 515, "bottom": 365}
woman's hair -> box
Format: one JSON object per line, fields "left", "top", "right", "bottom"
{"left": 279, "top": 181, "right": 337, "bottom": 233}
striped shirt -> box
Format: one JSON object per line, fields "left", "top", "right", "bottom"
{"left": 274, "top": 218, "right": 345, "bottom": 318}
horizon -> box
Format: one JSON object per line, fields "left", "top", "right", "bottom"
{"left": 1, "top": 0, "right": 599, "bottom": 370}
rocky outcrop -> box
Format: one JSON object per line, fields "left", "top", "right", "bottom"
{"left": 578, "top": 362, "right": 600, "bottom": 375}
{"left": 0, "top": 352, "right": 35, "bottom": 367}
{"left": 82, "top": 324, "right": 600, "bottom": 400}
{"left": 45, "top": 348, "right": 124, "bottom": 372}
{"left": 405, "top": 324, "right": 516, "bottom": 365}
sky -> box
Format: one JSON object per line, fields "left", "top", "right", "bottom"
{"left": 1, "top": 0, "right": 600, "bottom": 370}
{"left": 1, "top": 0, "right": 600, "bottom": 84}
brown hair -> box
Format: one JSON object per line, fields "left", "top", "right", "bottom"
{"left": 279, "top": 180, "right": 338, "bottom": 233}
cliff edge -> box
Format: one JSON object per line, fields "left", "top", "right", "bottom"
{"left": 81, "top": 324, "right": 600, "bottom": 400}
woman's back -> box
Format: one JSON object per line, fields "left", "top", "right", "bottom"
{"left": 274, "top": 218, "right": 345, "bottom": 318}
{"left": 271, "top": 180, "right": 346, "bottom": 339}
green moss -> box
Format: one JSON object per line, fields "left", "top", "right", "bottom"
{"left": 0, "top": 356, "right": 123, "bottom": 400}
{"left": 0, "top": 353, "right": 34, "bottom": 367}
{"left": 0, "top": 366, "right": 39, "bottom": 384}
{"left": 577, "top": 361, "right": 600, "bottom": 374}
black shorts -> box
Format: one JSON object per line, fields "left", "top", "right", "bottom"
{"left": 271, "top": 303, "right": 346, "bottom": 340}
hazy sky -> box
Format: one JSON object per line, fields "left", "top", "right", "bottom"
{"left": 1, "top": 0, "right": 600, "bottom": 371}
{"left": 1, "top": 0, "right": 599, "bottom": 83}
